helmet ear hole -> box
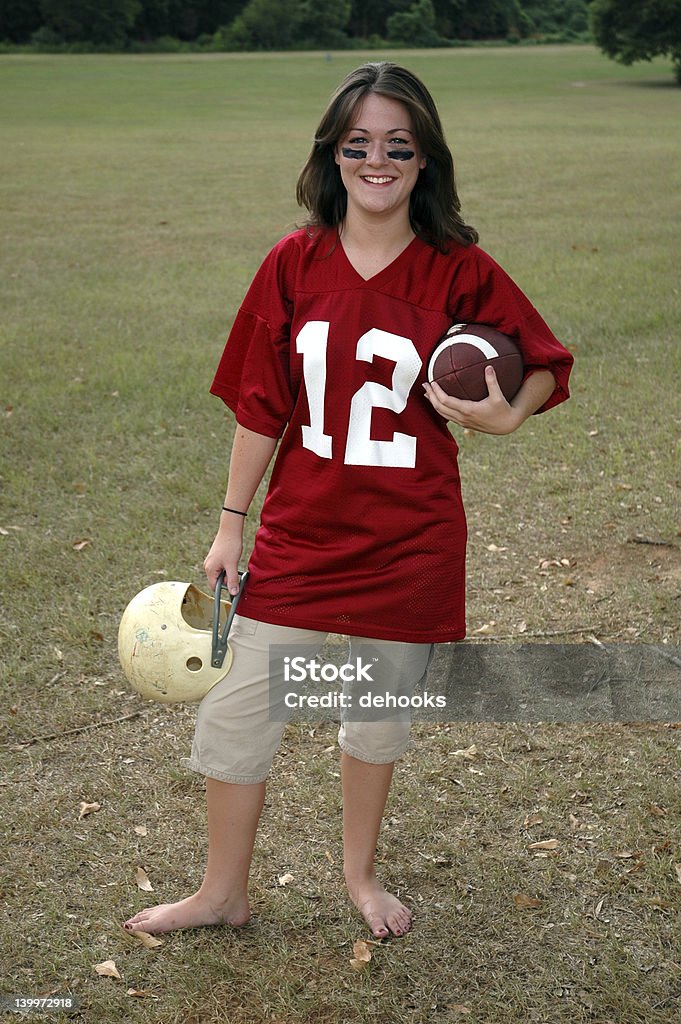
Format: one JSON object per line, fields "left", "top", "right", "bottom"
{"left": 186, "top": 657, "right": 203, "bottom": 672}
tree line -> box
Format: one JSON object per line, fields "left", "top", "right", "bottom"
{"left": 1, "top": 0, "right": 679, "bottom": 84}
{"left": 0, "top": 0, "right": 592, "bottom": 49}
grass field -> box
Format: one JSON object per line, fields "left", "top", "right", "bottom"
{"left": 1, "top": 46, "right": 680, "bottom": 1023}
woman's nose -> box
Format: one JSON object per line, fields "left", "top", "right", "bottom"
{"left": 365, "top": 140, "right": 387, "bottom": 166}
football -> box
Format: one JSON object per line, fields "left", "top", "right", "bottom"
{"left": 427, "top": 323, "right": 524, "bottom": 402}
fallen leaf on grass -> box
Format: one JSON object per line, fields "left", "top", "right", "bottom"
{"left": 528, "top": 839, "right": 559, "bottom": 851}
{"left": 513, "top": 894, "right": 542, "bottom": 910}
{"left": 94, "top": 960, "right": 121, "bottom": 979}
{"left": 121, "top": 926, "right": 163, "bottom": 949}
{"left": 277, "top": 872, "right": 294, "bottom": 886}
{"left": 451, "top": 744, "right": 477, "bottom": 760}
{"left": 72, "top": 538, "right": 92, "bottom": 551}
{"left": 451, "top": 1006, "right": 472, "bottom": 1015}
{"left": 523, "top": 813, "right": 543, "bottom": 827}
{"left": 134, "top": 825, "right": 148, "bottom": 837}
{"left": 625, "top": 860, "right": 645, "bottom": 875}
{"left": 674, "top": 863, "right": 681, "bottom": 885}
{"left": 350, "top": 939, "right": 373, "bottom": 968}
{"left": 592, "top": 897, "right": 606, "bottom": 919}
{"left": 78, "top": 801, "right": 101, "bottom": 820}
{"left": 135, "top": 866, "right": 153, "bottom": 892}
{"left": 126, "top": 989, "right": 148, "bottom": 998}
{"left": 537, "top": 557, "right": 571, "bottom": 570}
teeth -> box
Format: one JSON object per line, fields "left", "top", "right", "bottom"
{"left": 364, "top": 176, "right": 393, "bottom": 184}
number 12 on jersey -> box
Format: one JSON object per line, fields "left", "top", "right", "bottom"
{"left": 296, "top": 321, "right": 422, "bottom": 469}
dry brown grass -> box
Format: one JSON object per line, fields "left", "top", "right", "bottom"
{"left": 3, "top": 716, "right": 680, "bottom": 1022}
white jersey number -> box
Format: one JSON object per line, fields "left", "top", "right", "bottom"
{"left": 296, "top": 321, "right": 333, "bottom": 459}
{"left": 296, "top": 322, "right": 421, "bottom": 469}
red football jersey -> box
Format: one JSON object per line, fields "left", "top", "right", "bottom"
{"left": 211, "top": 228, "right": 573, "bottom": 642}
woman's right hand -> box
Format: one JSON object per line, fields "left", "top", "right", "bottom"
{"left": 203, "top": 525, "right": 244, "bottom": 596}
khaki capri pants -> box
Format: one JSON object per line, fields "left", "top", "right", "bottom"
{"left": 182, "top": 615, "right": 433, "bottom": 785}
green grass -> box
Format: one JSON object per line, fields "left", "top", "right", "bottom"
{"left": 1, "top": 46, "right": 680, "bottom": 1023}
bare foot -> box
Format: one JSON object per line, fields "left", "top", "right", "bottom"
{"left": 123, "top": 889, "right": 251, "bottom": 935}
{"left": 346, "top": 877, "right": 412, "bottom": 938}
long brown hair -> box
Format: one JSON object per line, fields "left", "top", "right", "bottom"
{"left": 296, "top": 62, "right": 478, "bottom": 251}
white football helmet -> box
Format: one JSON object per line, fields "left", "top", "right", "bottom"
{"left": 118, "top": 572, "right": 247, "bottom": 703}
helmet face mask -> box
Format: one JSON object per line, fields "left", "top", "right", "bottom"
{"left": 118, "top": 580, "right": 235, "bottom": 703}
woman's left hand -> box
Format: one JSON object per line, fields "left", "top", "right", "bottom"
{"left": 423, "top": 365, "right": 524, "bottom": 436}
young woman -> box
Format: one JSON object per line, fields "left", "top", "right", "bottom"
{"left": 124, "top": 62, "right": 573, "bottom": 940}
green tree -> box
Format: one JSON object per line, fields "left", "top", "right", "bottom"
{"left": 133, "top": 0, "right": 246, "bottom": 40}
{"left": 447, "top": 0, "right": 529, "bottom": 40}
{"left": 218, "top": 0, "right": 349, "bottom": 48}
{"left": 0, "top": 0, "right": 42, "bottom": 42}
{"left": 218, "top": 0, "right": 301, "bottom": 49}
{"left": 522, "top": 0, "right": 590, "bottom": 39}
{"left": 39, "top": 0, "right": 141, "bottom": 45}
{"left": 590, "top": 0, "right": 681, "bottom": 84}
{"left": 296, "top": 0, "right": 351, "bottom": 47}
{"left": 348, "top": 0, "right": 409, "bottom": 39}
{"left": 387, "top": 0, "right": 446, "bottom": 46}
{"left": 132, "top": 0, "right": 181, "bottom": 39}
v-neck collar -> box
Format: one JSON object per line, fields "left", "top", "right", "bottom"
{"left": 336, "top": 233, "right": 425, "bottom": 288}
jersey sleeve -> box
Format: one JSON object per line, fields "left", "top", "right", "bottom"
{"left": 450, "top": 247, "right": 574, "bottom": 413}
{"left": 210, "top": 236, "right": 297, "bottom": 438}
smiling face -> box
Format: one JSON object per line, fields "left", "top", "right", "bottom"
{"left": 335, "top": 93, "right": 427, "bottom": 226}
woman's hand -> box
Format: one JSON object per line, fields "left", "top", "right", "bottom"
{"left": 423, "top": 366, "right": 556, "bottom": 436}
{"left": 204, "top": 520, "right": 244, "bottom": 596}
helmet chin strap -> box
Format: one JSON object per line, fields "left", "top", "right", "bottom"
{"left": 212, "top": 570, "right": 249, "bottom": 669}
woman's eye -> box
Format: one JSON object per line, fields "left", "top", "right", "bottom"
{"left": 390, "top": 137, "right": 409, "bottom": 146}
{"left": 348, "top": 136, "right": 367, "bottom": 145}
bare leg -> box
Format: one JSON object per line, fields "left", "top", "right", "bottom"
{"left": 341, "top": 753, "right": 412, "bottom": 938}
{"left": 123, "top": 777, "right": 265, "bottom": 934}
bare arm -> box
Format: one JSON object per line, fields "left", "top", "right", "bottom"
{"left": 204, "top": 425, "right": 278, "bottom": 595}
{"left": 423, "top": 366, "right": 556, "bottom": 436}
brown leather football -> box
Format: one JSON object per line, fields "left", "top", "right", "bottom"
{"left": 427, "top": 323, "right": 524, "bottom": 402}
